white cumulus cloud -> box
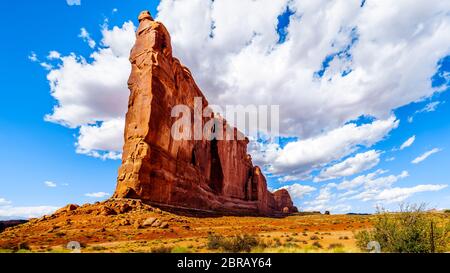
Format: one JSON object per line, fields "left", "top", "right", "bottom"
{"left": 277, "top": 184, "right": 317, "bottom": 199}
{"left": 408, "top": 101, "right": 442, "bottom": 123}
{"left": 28, "top": 52, "right": 38, "bottom": 62}
{"left": 337, "top": 169, "right": 389, "bottom": 191}
{"left": 260, "top": 116, "right": 398, "bottom": 180}
{"left": 44, "top": 22, "right": 135, "bottom": 160}
{"left": 302, "top": 184, "right": 352, "bottom": 212}
{"left": 66, "top": 0, "right": 81, "bottom": 6}
{"left": 0, "top": 205, "right": 58, "bottom": 220}
{"left": 85, "top": 192, "right": 110, "bottom": 198}
{"left": 412, "top": 148, "right": 442, "bottom": 164}
{"left": 47, "top": 51, "right": 61, "bottom": 60}
{"left": 79, "top": 28, "right": 96, "bottom": 49}
{"left": 333, "top": 169, "right": 447, "bottom": 204}
{"left": 304, "top": 169, "right": 448, "bottom": 208}
{"left": 157, "top": 0, "right": 450, "bottom": 138}
{"left": 76, "top": 118, "right": 124, "bottom": 160}
{"left": 375, "top": 184, "right": 448, "bottom": 203}
{"left": 0, "top": 198, "right": 12, "bottom": 206}
{"left": 417, "top": 101, "right": 442, "bottom": 114}
{"left": 314, "top": 150, "right": 381, "bottom": 182}
{"left": 44, "top": 181, "right": 57, "bottom": 188}
{"left": 400, "top": 135, "right": 416, "bottom": 150}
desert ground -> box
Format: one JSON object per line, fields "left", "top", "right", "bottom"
{"left": 0, "top": 199, "right": 447, "bottom": 253}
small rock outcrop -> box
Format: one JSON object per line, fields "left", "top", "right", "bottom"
{"left": 273, "top": 189, "right": 299, "bottom": 213}
{"left": 55, "top": 204, "right": 79, "bottom": 214}
{"left": 113, "top": 11, "right": 297, "bottom": 216}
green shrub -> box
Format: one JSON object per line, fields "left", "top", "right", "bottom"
{"left": 206, "top": 234, "right": 224, "bottom": 250}
{"left": 312, "top": 241, "right": 322, "bottom": 249}
{"left": 55, "top": 232, "right": 66, "bottom": 238}
{"left": 171, "top": 246, "right": 191, "bottom": 253}
{"left": 207, "top": 234, "right": 261, "bottom": 253}
{"left": 272, "top": 238, "right": 281, "bottom": 247}
{"left": 444, "top": 209, "right": 450, "bottom": 214}
{"left": 224, "top": 235, "right": 260, "bottom": 253}
{"left": 151, "top": 246, "right": 172, "bottom": 253}
{"left": 17, "top": 242, "right": 31, "bottom": 251}
{"left": 328, "top": 243, "right": 344, "bottom": 250}
{"left": 355, "top": 204, "right": 450, "bottom": 253}
{"left": 0, "top": 242, "right": 32, "bottom": 252}
{"left": 91, "top": 246, "right": 107, "bottom": 251}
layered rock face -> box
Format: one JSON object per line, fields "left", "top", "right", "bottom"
{"left": 113, "top": 11, "right": 297, "bottom": 216}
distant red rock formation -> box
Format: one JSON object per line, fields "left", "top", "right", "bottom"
{"left": 113, "top": 11, "right": 297, "bottom": 216}
{"left": 274, "top": 189, "right": 298, "bottom": 213}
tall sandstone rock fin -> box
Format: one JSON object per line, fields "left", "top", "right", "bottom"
{"left": 113, "top": 11, "right": 297, "bottom": 216}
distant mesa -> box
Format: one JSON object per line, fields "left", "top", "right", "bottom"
{"left": 0, "top": 220, "right": 28, "bottom": 233}
{"left": 112, "top": 11, "right": 297, "bottom": 216}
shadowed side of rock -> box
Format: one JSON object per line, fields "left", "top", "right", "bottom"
{"left": 113, "top": 11, "right": 297, "bottom": 216}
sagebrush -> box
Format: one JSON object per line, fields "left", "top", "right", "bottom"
{"left": 207, "top": 234, "right": 261, "bottom": 253}
{"left": 355, "top": 204, "right": 450, "bottom": 253}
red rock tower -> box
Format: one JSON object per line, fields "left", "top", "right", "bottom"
{"left": 113, "top": 11, "right": 297, "bottom": 215}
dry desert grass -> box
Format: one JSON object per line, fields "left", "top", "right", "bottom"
{"left": 1, "top": 199, "right": 448, "bottom": 253}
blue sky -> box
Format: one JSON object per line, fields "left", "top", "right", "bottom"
{"left": 0, "top": 0, "right": 159, "bottom": 218}
{"left": 0, "top": 0, "right": 449, "bottom": 219}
